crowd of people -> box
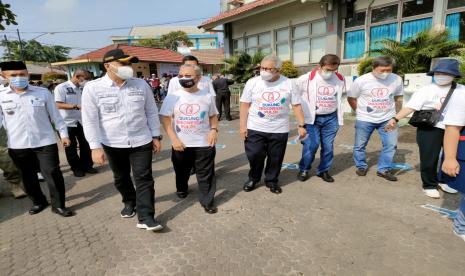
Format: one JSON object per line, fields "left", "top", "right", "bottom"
{"left": 0, "top": 49, "right": 464, "bottom": 241}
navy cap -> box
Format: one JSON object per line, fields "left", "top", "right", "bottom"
{"left": 0, "top": 61, "right": 27, "bottom": 71}
{"left": 427, "top": 58, "right": 462, "bottom": 78}
{"left": 103, "top": 49, "right": 139, "bottom": 64}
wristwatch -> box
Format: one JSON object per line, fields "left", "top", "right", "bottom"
{"left": 392, "top": 117, "right": 399, "bottom": 123}
{"left": 153, "top": 135, "right": 163, "bottom": 141}
{"left": 210, "top": 127, "right": 218, "bottom": 132}
{"left": 298, "top": 124, "right": 305, "bottom": 128}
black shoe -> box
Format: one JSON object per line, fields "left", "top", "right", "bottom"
{"left": 226, "top": 117, "right": 233, "bottom": 121}
{"left": 243, "top": 180, "right": 258, "bottom": 192}
{"left": 73, "top": 170, "right": 85, "bottom": 177}
{"left": 120, "top": 203, "right": 136, "bottom": 218}
{"left": 265, "top": 182, "right": 282, "bottom": 194}
{"left": 137, "top": 219, "right": 164, "bottom": 231}
{"left": 85, "top": 167, "right": 98, "bottom": 174}
{"left": 377, "top": 170, "right": 398, "bottom": 182}
{"left": 176, "top": 191, "right": 189, "bottom": 199}
{"left": 217, "top": 116, "right": 222, "bottom": 121}
{"left": 297, "top": 171, "right": 309, "bottom": 182}
{"left": 317, "top": 171, "right": 334, "bottom": 183}
{"left": 29, "top": 202, "right": 49, "bottom": 215}
{"left": 356, "top": 168, "right": 368, "bottom": 176}
{"left": 51, "top": 207, "right": 75, "bottom": 217}
{"left": 203, "top": 204, "right": 218, "bottom": 214}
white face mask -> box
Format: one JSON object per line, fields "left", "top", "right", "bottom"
{"left": 434, "top": 75, "right": 454, "bottom": 86}
{"left": 374, "top": 72, "right": 390, "bottom": 80}
{"left": 260, "top": 71, "right": 274, "bottom": 81}
{"left": 110, "top": 64, "right": 133, "bottom": 80}
{"left": 320, "top": 70, "right": 334, "bottom": 80}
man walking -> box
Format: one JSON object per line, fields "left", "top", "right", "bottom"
{"left": 213, "top": 74, "right": 234, "bottom": 121}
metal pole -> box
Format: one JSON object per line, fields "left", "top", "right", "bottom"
{"left": 3, "top": 35, "right": 11, "bottom": 60}
{"left": 16, "top": 29, "right": 24, "bottom": 61}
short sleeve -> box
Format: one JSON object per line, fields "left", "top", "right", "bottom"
{"left": 240, "top": 78, "right": 255, "bottom": 103}
{"left": 405, "top": 90, "right": 425, "bottom": 111}
{"left": 290, "top": 79, "right": 302, "bottom": 105}
{"left": 159, "top": 94, "right": 176, "bottom": 116}
{"left": 54, "top": 85, "right": 67, "bottom": 102}
{"left": 208, "top": 95, "right": 219, "bottom": 116}
{"left": 394, "top": 77, "right": 404, "bottom": 96}
{"left": 443, "top": 93, "right": 465, "bottom": 126}
{"left": 347, "top": 78, "right": 361, "bottom": 98}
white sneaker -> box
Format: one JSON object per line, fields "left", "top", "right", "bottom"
{"left": 453, "top": 230, "right": 465, "bottom": 242}
{"left": 438, "top": 183, "right": 458, "bottom": 194}
{"left": 423, "top": 189, "right": 441, "bottom": 199}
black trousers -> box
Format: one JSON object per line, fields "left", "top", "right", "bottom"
{"left": 65, "top": 123, "right": 93, "bottom": 172}
{"left": 216, "top": 92, "right": 231, "bottom": 119}
{"left": 416, "top": 127, "right": 444, "bottom": 189}
{"left": 103, "top": 142, "right": 155, "bottom": 221}
{"left": 244, "top": 129, "right": 288, "bottom": 184}
{"left": 171, "top": 147, "right": 216, "bottom": 207}
{"left": 9, "top": 144, "right": 66, "bottom": 208}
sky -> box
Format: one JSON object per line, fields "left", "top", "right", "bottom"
{"left": 1, "top": 0, "right": 221, "bottom": 57}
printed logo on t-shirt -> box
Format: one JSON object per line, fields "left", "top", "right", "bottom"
{"left": 175, "top": 103, "right": 206, "bottom": 134}
{"left": 257, "top": 89, "right": 287, "bottom": 118}
{"left": 366, "top": 88, "right": 392, "bottom": 112}
{"left": 316, "top": 86, "right": 337, "bottom": 111}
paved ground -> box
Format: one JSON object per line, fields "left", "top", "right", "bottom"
{"left": 1, "top": 114, "right": 465, "bottom": 276}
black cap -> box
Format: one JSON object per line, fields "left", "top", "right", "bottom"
{"left": 0, "top": 61, "right": 27, "bottom": 71}
{"left": 102, "top": 49, "right": 139, "bottom": 64}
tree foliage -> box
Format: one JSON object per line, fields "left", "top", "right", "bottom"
{"left": 0, "top": 1, "right": 17, "bottom": 31}
{"left": 1, "top": 39, "right": 70, "bottom": 62}
{"left": 361, "top": 29, "right": 465, "bottom": 77}
{"left": 159, "top": 31, "right": 193, "bottom": 51}
{"left": 137, "top": 39, "right": 162, "bottom": 48}
{"left": 222, "top": 51, "right": 266, "bottom": 84}
{"left": 280, "top": 60, "right": 299, "bottom": 78}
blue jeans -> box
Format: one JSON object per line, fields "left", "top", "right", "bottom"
{"left": 454, "top": 194, "right": 465, "bottom": 235}
{"left": 299, "top": 112, "right": 339, "bottom": 174}
{"left": 353, "top": 120, "right": 398, "bottom": 173}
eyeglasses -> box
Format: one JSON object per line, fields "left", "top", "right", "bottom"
{"left": 260, "top": 67, "right": 278, "bottom": 72}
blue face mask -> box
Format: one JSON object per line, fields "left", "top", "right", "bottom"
{"left": 9, "top": 77, "right": 29, "bottom": 89}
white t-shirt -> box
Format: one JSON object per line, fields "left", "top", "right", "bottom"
{"left": 159, "top": 88, "right": 218, "bottom": 147}
{"left": 314, "top": 74, "right": 339, "bottom": 115}
{"left": 406, "top": 83, "right": 455, "bottom": 129}
{"left": 442, "top": 83, "right": 465, "bottom": 127}
{"left": 167, "top": 76, "right": 216, "bottom": 96}
{"left": 240, "top": 75, "right": 301, "bottom": 133}
{"left": 348, "top": 73, "right": 403, "bottom": 123}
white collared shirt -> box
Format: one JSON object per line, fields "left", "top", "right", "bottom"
{"left": 0, "top": 85, "right": 68, "bottom": 149}
{"left": 54, "top": 80, "right": 82, "bottom": 127}
{"left": 81, "top": 74, "right": 161, "bottom": 149}
{"left": 167, "top": 76, "right": 216, "bottom": 96}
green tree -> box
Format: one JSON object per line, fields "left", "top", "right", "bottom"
{"left": 137, "top": 38, "right": 162, "bottom": 48}
{"left": 280, "top": 60, "right": 299, "bottom": 78}
{"left": 222, "top": 51, "right": 266, "bottom": 84}
{"left": 1, "top": 39, "right": 70, "bottom": 62}
{"left": 360, "top": 29, "right": 465, "bottom": 77}
{"left": 0, "top": 1, "right": 17, "bottom": 31}
{"left": 159, "top": 31, "right": 193, "bottom": 51}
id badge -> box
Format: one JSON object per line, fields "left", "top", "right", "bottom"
{"left": 102, "top": 103, "right": 116, "bottom": 113}
{"left": 31, "top": 98, "right": 45, "bottom": 107}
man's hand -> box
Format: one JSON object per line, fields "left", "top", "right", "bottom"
{"left": 92, "top": 148, "right": 106, "bottom": 165}
{"left": 442, "top": 158, "right": 460, "bottom": 177}
{"left": 61, "top": 138, "right": 71, "bottom": 147}
{"left": 172, "top": 138, "right": 186, "bottom": 152}
{"left": 152, "top": 138, "right": 161, "bottom": 153}
{"left": 240, "top": 127, "right": 248, "bottom": 141}
{"left": 297, "top": 126, "right": 307, "bottom": 138}
{"left": 208, "top": 130, "right": 218, "bottom": 146}
{"left": 384, "top": 119, "right": 398, "bottom": 132}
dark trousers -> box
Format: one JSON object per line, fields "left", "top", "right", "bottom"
{"left": 171, "top": 147, "right": 216, "bottom": 207}
{"left": 216, "top": 92, "right": 231, "bottom": 119}
{"left": 416, "top": 127, "right": 444, "bottom": 189}
{"left": 9, "top": 144, "right": 66, "bottom": 208}
{"left": 103, "top": 142, "right": 155, "bottom": 221}
{"left": 245, "top": 129, "right": 288, "bottom": 184}
{"left": 65, "top": 123, "right": 93, "bottom": 172}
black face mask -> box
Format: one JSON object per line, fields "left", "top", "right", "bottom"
{"left": 179, "top": 77, "right": 195, "bottom": 88}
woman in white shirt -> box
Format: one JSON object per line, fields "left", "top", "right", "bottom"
{"left": 160, "top": 64, "right": 219, "bottom": 214}
{"left": 386, "top": 59, "right": 463, "bottom": 198}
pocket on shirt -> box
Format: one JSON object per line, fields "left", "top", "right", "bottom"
{"left": 98, "top": 97, "right": 119, "bottom": 115}
{"left": 1, "top": 102, "right": 18, "bottom": 116}
{"left": 128, "top": 96, "right": 145, "bottom": 111}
